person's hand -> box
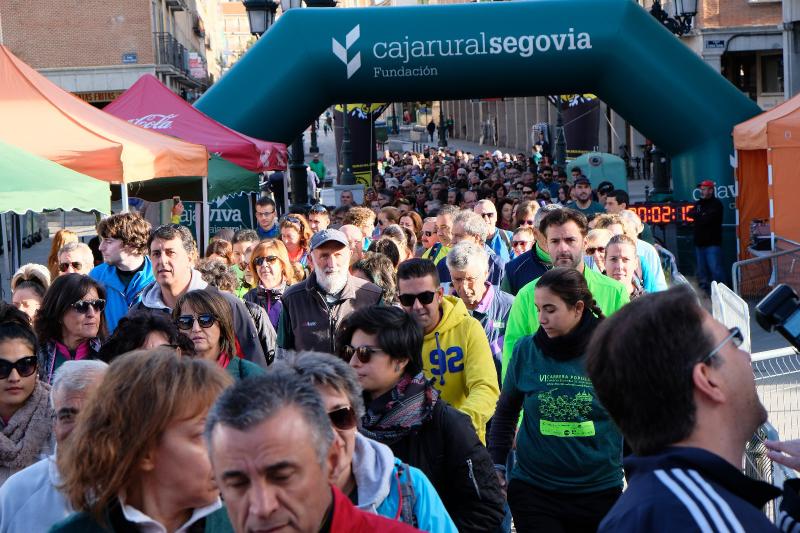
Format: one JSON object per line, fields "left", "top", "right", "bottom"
{"left": 764, "top": 439, "right": 800, "bottom": 471}
{"left": 171, "top": 201, "right": 184, "bottom": 217}
{"left": 494, "top": 467, "right": 507, "bottom": 498}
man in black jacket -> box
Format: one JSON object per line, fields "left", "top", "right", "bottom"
{"left": 132, "top": 224, "right": 271, "bottom": 367}
{"left": 693, "top": 180, "right": 725, "bottom": 293}
{"left": 500, "top": 204, "right": 558, "bottom": 296}
{"left": 586, "top": 287, "right": 800, "bottom": 532}
{"left": 277, "top": 229, "right": 382, "bottom": 354}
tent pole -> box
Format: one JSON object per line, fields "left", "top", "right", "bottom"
{"left": 202, "top": 176, "right": 210, "bottom": 253}
{"left": 0, "top": 214, "right": 9, "bottom": 294}
{"left": 120, "top": 184, "right": 129, "bottom": 214}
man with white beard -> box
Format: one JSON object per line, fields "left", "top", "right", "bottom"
{"left": 277, "top": 229, "right": 383, "bottom": 353}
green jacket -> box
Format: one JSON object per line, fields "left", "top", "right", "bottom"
{"left": 501, "top": 335, "right": 623, "bottom": 493}
{"left": 50, "top": 501, "right": 234, "bottom": 532}
{"left": 226, "top": 356, "right": 265, "bottom": 380}
{"left": 309, "top": 159, "right": 326, "bottom": 180}
{"left": 502, "top": 266, "right": 628, "bottom": 380}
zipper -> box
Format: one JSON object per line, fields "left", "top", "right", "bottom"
{"left": 467, "top": 458, "right": 481, "bottom": 499}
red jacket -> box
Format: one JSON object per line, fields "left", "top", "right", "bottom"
{"left": 330, "top": 485, "right": 419, "bottom": 533}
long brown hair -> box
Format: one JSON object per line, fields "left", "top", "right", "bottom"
{"left": 172, "top": 290, "right": 237, "bottom": 358}
{"left": 279, "top": 214, "right": 313, "bottom": 251}
{"left": 57, "top": 348, "right": 232, "bottom": 522}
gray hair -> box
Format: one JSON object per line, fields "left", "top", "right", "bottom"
{"left": 50, "top": 359, "right": 108, "bottom": 405}
{"left": 453, "top": 210, "right": 489, "bottom": 241}
{"left": 287, "top": 351, "right": 365, "bottom": 420}
{"left": 58, "top": 241, "right": 94, "bottom": 262}
{"left": 474, "top": 199, "right": 496, "bottom": 213}
{"left": 205, "top": 364, "right": 334, "bottom": 464}
{"left": 446, "top": 241, "right": 489, "bottom": 272}
{"left": 533, "top": 203, "right": 562, "bottom": 228}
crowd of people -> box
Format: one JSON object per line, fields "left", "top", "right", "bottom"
{"left": 0, "top": 144, "right": 789, "bottom": 533}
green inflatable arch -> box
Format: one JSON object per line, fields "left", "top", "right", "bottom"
{"left": 196, "top": 0, "right": 760, "bottom": 214}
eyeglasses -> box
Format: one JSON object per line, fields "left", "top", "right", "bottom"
{"left": 0, "top": 356, "right": 38, "bottom": 380}
{"left": 59, "top": 262, "right": 83, "bottom": 272}
{"left": 512, "top": 240, "right": 532, "bottom": 247}
{"left": 175, "top": 313, "right": 217, "bottom": 331}
{"left": 254, "top": 255, "right": 280, "bottom": 266}
{"left": 398, "top": 291, "right": 436, "bottom": 307}
{"left": 586, "top": 246, "right": 606, "bottom": 255}
{"left": 70, "top": 299, "right": 106, "bottom": 314}
{"left": 701, "top": 327, "right": 744, "bottom": 365}
{"left": 256, "top": 209, "right": 275, "bottom": 217}
{"left": 328, "top": 406, "right": 358, "bottom": 430}
{"left": 340, "top": 344, "right": 382, "bottom": 364}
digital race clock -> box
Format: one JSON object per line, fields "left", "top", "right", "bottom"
{"left": 629, "top": 202, "right": 695, "bottom": 226}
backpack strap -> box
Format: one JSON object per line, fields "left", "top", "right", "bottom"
{"left": 394, "top": 462, "right": 418, "bottom": 528}
{"left": 498, "top": 229, "right": 512, "bottom": 254}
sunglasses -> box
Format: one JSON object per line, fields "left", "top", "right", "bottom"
{"left": 70, "top": 299, "right": 106, "bottom": 314}
{"left": 398, "top": 291, "right": 436, "bottom": 307}
{"left": 586, "top": 246, "right": 606, "bottom": 255}
{"left": 282, "top": 215, "right": 302, "bottom": 226}
{"left": 309, "top": 204, "right": 328, "bottom": 214}
{"left": 340, "top": 344, "right": 381, "bottom": 364}
{"left": 522, "top": 189, "right": 534, "bottom": 195}
{"left": 328, "top": 406, "right": 358, "bottom": 431}
{"left": 701, "top": 327, "right": 744, "bottom": 364}
{"left": 520, "top": 220, "right": 536, "bottom": 226}
{"left": 254, "top": 255, "right": 279, "bottom": 266}
{"left": 515, "top": 185, "right": 523, "bottom": 190}
{"left": 0, "top": 356, "right": 38, "bottom": 380}
{"left": 175, "top": 314, "right": 217, "bottom": 331}
{"left": 422, "top": 231, "right": 434, "bottom": 237}
{"left": 512, "top": 240, "right": 532, "bottom": 247}
{"left": 58, "top": 261, "right": 83, "bottom": 272}
{"left": 479, "top": 212, "right": 495, "bottom": 219}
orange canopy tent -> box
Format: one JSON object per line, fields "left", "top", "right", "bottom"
{"left": 733, "top": 94, "right": 800, "bottom": 257}
{"left": 0, "top": 46, "right": 208, "bottom": 200}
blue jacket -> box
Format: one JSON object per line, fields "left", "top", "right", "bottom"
{"left": 353, "top": 433, "right": 457, "bottom": 532}
{"left": 467, "top": 284, "right": 514, "bottom": 387}
{"left": 438, "top": 244, "right": 506, "bottom": 288}
{"left": 600, "top": 447, "right": 783, "bottom": 532}
{"left": 500, "top": 243, "right": 551, "bottom": 296}
{"left": 89, "top": 257, "right": 154, "bottom": 334}
{"left": 486, "top": 229, "right": 513, "bottom": 262}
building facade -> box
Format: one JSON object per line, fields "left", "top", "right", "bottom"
{"left": 0, "top": 0, "right": 210, "bottom": 106}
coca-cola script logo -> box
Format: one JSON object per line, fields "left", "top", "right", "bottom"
{"left": 128, "top": 114, "right": 178, "bottom": 130}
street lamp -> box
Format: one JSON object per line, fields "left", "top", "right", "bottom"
{"left": 242, "top": 0, "right": 278, "bottom": 37}
{"left": 650, "top": 0, "right": 696, "bottom": 36}
{"left": 555, "top": 102, "right": 567, "bottom": 170}
{"left": 437, "top": 101, "right": 447, "bottom": 148}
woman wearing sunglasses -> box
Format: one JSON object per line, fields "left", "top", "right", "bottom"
{"left": 288, "top": 351, "right": 457, "bottom": 532}
{"left": 173, "top": 290, "right": 263, "bottom": 381}
{"left": 336, "top": 305, "right": 505, "bottom": 533}
{"left": 53, "top": 348, "right": 233, "bottom": 532}
{"left": 279, "top": 214, "right": 312, "bottom": 277}
{"left": 488, "top": 268, "right": 623, "bottom": 532}
{"left": 0, "top": 304, "right": 54, "bottom": 486}
{"left": 34, "top": 274, "right": 106, "bottom": 384}
{"left": 244, "top": 240, "right": 296, "bottom": 330}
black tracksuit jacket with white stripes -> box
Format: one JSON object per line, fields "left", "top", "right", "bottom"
{"left": 599, "top": 446, "right": 797, "bottom": 532}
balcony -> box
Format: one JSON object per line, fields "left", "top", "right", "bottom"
{"left": 165, "top": 0, "right": 187, "bottom": 11}
{"left": 154, "top": 32, "right": 208, "bottom": 88}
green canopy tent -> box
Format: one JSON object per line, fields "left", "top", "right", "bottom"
{"left": 570, "top": 152, "right": 628, "bottom": 193}
{"left": 0, "top": 140, "right": 111, "bottom": 278}
{"left": 0, "top": 140, "right": 110, "bottom": 213}
{"left": 208, "top": 155, "right": 260, "bottom": 199}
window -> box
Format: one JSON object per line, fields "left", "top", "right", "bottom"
{"left": 760, "top": 54, "right": 784, "bottom": 95}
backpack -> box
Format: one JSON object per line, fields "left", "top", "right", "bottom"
{"left": 393, "top": 462, "right": 418, "bottom": 528}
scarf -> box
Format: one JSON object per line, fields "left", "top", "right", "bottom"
{"left": 534, "top": 310, "right": 601, "bottom": 361}
{"left": 0, "top": 381, "right": 53, "bottom": 472}
{"left": 360, "top": 372, "right": 439, "bottom": 445}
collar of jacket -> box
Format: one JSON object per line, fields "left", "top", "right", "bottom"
{"left": 625, "top": 446, "right": 780, "bottom": 510}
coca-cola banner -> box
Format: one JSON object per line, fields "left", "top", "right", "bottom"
{"left": 333, "top": 103, "right": 388, "bottom": 187}
{"left": 128, "top": 113, "right": 178, "bottom": 130}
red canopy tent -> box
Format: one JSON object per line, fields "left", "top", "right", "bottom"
{"left": 105, "top": 74, "right": 287, "bottom": 172}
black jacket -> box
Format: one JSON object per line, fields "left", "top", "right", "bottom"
{"left": 693, "top": 196, "right": 724, "bottom": 246}
{"left": 500, "top": 243, "right": 550, "bottom": 296}
{"left": 382, "top": 401, "right": 505, "bottom": 533}
{"left": 277, "top": 273, "right": 382, "bottom": 354}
